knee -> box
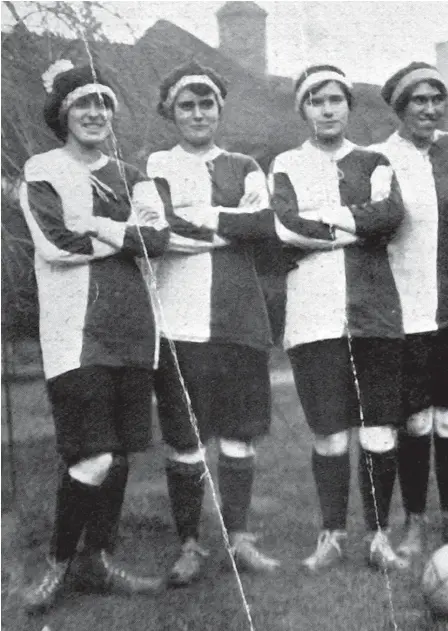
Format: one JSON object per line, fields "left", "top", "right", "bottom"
{"left": 68, "top": 452, "right": 113, "bottom": 486}
{"left": 434, "top": 408, "right": 448, "bottom": 438}
{"left": 314, "top": 431, "right": 349, "bottom": 456}
{"left": 219, "top": 439, "right": 255, "bottom": 458}
{"left": 168, "top": 447, "right": 206, "bottom": 464}
{"left": 359, "top": 426, "right": 397, "bottom": 453}
{"left": 406, "top": 408, "right": 433, "bottom": 436}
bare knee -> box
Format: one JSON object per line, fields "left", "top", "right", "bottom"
{"left": 359, "top": 426, "right": 397, "bottom": 453}
{"left": 406, "top": 408, "right": 433, "bottom": 436}
{"left": 168, "top": 447, "right": 206, "bottom": 464}
{"left": 434, "top": 407, "right": 448, "bottom": 438}
{"left": 314, "top": 431, "right": 349, "bottom": 456}
{"left": 69, "top": 452, "right": 113, "bottom": 486}
{"left": 219, "top": 439, "right": 255, "bottom": 458}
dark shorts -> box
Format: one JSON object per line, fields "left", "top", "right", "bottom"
{"left": 47, "top": 365, "right": 153, "bottom": 461}
{"left": 403, "top": 328, "right": 448, "bottom": 416}
{"left": 154, "top": 339, "right": 271, "bottom": 452}
{"left": 288, "top": 337, "right": 403, "bottom": 436}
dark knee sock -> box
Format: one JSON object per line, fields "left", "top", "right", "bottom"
{"left": 166, "top": 459, "right": 205, "bottom": 543}
{"left": 398, "top": 432, "right": 431, "bottom": 515}
{"left": 50, "top": 467, "right": 96, "bottom": 562}
{"left": 434, "top": 434, "right": 448, "bottom": 512}
{"left": 312, "top": 450, "right": 350, "bottom": 532}
{"left": 218, "top": 453, "right": 254, "bottom": 534}
{"left": 359, "top": 448, "right": 396, "bottom": 531}
{"left": 83, "top": 454, "right": 129, "bottom": 553}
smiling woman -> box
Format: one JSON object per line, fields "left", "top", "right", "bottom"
{"left": 65, "top": 93, "right": 115, "bottom": 149}
{"left": 19, "top": 61, "right": 170, "bottom": 613}
{"left": 376, "top": 62, "right": 448, "bottom": 557}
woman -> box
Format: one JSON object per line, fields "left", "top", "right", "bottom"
{"left": 143, "top": 61, "right": 280, "bottom": 586}
{"left": 271, "top": 65, "right": 407, "bottom": 571}
{"left": 378, "top": 62, "right": 448, "bottom": 557}
{"left": 20, "top": 60, "right": 169, "bottom": 613}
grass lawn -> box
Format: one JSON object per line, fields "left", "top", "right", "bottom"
{"left": 2, "top": 347, "right": 447, "bottom": 631}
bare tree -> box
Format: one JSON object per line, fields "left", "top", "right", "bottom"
{"left": 1, "top": 1, "right": 137, "bottom": 340}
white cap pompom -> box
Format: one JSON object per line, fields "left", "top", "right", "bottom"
{"left": 42, "top": 60, "right": 74, "bottom": 94}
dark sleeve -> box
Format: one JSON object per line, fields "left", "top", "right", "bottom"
{"left": 26, "top": 181, "right": 94, "bottom": 255}
{"left": 217, "top": 208, "right": 278, "bottom": 242}
{"left": 349, "top": 173, "right": 404, "bottom": 238}
{"left": 340, "top": 153, "right": 405, "bottom": 239}
{"left": 272, "top": 172, "right": 334, "bottom": 241}
{"left": 215, "top": 156, "right": 278, "bottom": 242}
{"left": 122, "top": 225, "right": 170, "bottom": 258}
{"left": 154, "top": 177, "right": 214, "bottom": 243}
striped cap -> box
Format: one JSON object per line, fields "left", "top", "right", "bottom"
{"left": 382, "top": 62, "right": 446, "bottom": 112}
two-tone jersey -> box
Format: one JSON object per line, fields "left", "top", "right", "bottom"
{"left": 145, "top": 144, "right": 273, "bottom": 350}
{"left": 20, "top": 148, "right": 169, "bottom": 379}
{"left": 271, "top": 139, "right": 405, "bottom": 349}
{"left": 373, "top": 131, "right": 448, "bottom": 333}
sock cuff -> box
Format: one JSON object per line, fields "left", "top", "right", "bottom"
{"left": 312, "top": 449, "right": 350, "bottom": 463}
{"left": 218, "top": 452, "right": 254, "bottom": 471}
{"left": 360, "top": 446, "right": 396, "bottom": 461}
{"left": 166, "top": 458, "right": 205, "bottom": 477}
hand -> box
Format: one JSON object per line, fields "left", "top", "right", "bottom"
{"left": 175, "top": 205, "right": 218, "bottom": 230}
{"left": 332, "top": 230, "right": 358, "bottom": 247}
{"left": 69, "top": 217, "right": 98, "bottom": 237}
{"left": 239, "top": 190, "right": 262, "bottom": 210}
{"left": 133, "top": 204, "right": 161, "bottom": 224}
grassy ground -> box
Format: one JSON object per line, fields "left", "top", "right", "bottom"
{"left": 2, "top": 347, "right": 447, "bottom": 631}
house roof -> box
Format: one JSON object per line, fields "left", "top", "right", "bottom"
{"left": 2, "top": 18, "right": 397, "bottom": 180}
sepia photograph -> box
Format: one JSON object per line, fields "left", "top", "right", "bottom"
{"left": 2, "top": 1, "right": 448, "bottom": 629}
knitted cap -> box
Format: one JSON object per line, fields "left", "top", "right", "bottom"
{"left": 43, "top": 62, "right": 118, "bottom": 140}
{"left": 158, "top": 61, "right": 227, "bottom": 120}
{"left": 381, "top": 62, "right": 447, "bottom": 113}
{"left": 294, "top": 64, "right": 353, "bottom": 113}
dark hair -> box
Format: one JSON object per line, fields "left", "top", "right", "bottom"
{"left": 295, "top": 64, "right": 353, "bottom": 117}
{"left": 44, "top": 65, "right": 115, "bottom": 141}
{"left": 157, "top": 60, "right": 227, "bottom": 120}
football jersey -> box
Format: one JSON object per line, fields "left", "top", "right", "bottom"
{"left": 271, "top": 139, "right": 405, "bottom": 349}
{"left": 373, "top": 131, "right": 448, "bottom": 333}
{"left": 20, "top": 148, "right": 169, "bottom": 379}
{"left": 146, "top": 144, "right": 273, "bottom": 350}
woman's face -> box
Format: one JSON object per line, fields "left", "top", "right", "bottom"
{"left": 302, "top": 81, "right": 349, "bottom": 143}
{"left": 173, "top": 87, "right": 220, "bottom": 148}
{"left": 401, "top": 81, "right": 446, "bottom": 144}
{"left": 66, "top": 93, "right": 113, "bottom": 148}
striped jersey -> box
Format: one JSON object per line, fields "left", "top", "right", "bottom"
{"left": 20, "top": 148, "right": 169, "bottom": 380}
{"left": 271, "top": 139, "right": 405, "bottom": 349}
{"left": 145, "top": 144, "right": 273, "bottom": 350}
{"left": 373, "top": 131, "right": 448, "bottom": 333}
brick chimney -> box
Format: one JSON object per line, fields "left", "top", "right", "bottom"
{"left": 436, "top": 41, "right": 448, "bottom": 88}
{"left": 217, "top": 2, "right": 267, "bottom": 76}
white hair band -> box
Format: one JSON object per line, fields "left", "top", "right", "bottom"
{"left": 60, "top": 84, "right": 118, "bottom": 114}
{"left": 390, "top": 68, "right": 446, "bottom": 107}
{"left": 295, "top": 71, "right": 353, "bottom": 112}
{"left": 164, "top": 74, "right": 224, "bottom": 110}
